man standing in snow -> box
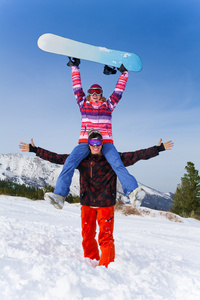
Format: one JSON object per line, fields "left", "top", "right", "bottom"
{"left": 19, "top": 131, "right": 173, "bottom": 267}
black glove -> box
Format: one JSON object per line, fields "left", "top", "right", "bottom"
{"left": 29, "top": 144, "right": 37, "bottom": 153}
{"left": 103, "top": 65, "right": 117, "bottom": 75}
{"left": 117, "top": 64, "right": 128, "bottom": 73}
{"left": 157, "top": 143, "right": 165, "bottom": 152}
{"left": 67, "top": 57, "right": 80, "bottom": 67}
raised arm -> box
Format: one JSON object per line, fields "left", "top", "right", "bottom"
{"left": 107, "top": 70, "right": 129, "bottom": 111}
{"left": 65, "top": 55, "right": 86, "bottom": 110}
{"left": 71, "top": 66, "right": 86, "bottom": 109}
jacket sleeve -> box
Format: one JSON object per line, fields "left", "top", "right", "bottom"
{"left": 107, "top": 71, "right": 129, "bottom": 112}
{"left": 71, "top": 66, "right": 86, "bottom": 109}
{"left": 119, "top": 146, "right": 160, "bottom": 167}
{"left": 36, "top": 147, "right": 69, "bottom": 165}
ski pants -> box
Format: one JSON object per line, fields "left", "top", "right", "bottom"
{"left": 81, "top": 205, "right": 115, "bottom": 268}
{"left": 54, "top": 142, "right": 138, "bottom": 197}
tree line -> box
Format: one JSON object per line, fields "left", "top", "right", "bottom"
{"left": 0, "top": 179, "right": 80, "bottom": 203}
{"left": 171, "top": 161, "right": 200, "bottom": 220}
{"left": 1, "top": 161, "right": 200, "bottom": 220}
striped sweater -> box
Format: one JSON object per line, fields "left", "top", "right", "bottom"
{"left": 71, "top": 66, "right": 129, "bottom": 143}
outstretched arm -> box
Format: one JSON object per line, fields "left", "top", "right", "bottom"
{"left": 19, "top": 139, "right": 69, "bottom": 165}
{"left": 19, "top": 138, "right": 35, "bottom": 152}
{"left": 157, "top": 139, "right": 174, "bottom": 150}
{"left": 120, "top": 138, "right": 174, "bottom": 167}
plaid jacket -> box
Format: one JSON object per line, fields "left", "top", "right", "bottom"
{"left": 36, "top": 146, "right": 160, "bottom": 207}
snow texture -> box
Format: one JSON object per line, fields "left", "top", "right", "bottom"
{"left": 1, "top": 195, "right": 200, "bottom": 300}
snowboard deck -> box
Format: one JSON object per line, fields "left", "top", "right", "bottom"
{"left": 37, "top": 33, "right": 143, "bottom": 72}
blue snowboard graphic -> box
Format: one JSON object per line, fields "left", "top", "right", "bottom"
{"left": 37, "top": 33, "right": 142, "bottom": 72}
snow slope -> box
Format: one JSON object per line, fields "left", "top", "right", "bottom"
{"left": 0, "top": 153, "right": 80, "bottom": 197}
{"left": 0, "top": 153, "right": 172, "bottom": 210}
{"left": 1, "top": 195, "right": 200, "bottom": 300}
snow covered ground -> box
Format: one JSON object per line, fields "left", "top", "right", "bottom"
{"left": 1, "top": 195, "right": 200, "bottom": 300}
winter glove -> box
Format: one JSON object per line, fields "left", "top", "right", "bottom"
{"left": 29, "top": 143, "right": 37, "bottom": 153}
{"left": 67, "top": 57, "right": 80, "bottom": 67}
{"left": 117, "top": 64, "right": 128, "bottom": 73}
{"left": 103, "top": 65, "right": 117, "bottom": 75}
{"left": 157, "top": 143, "right": 165, "bottom": 152}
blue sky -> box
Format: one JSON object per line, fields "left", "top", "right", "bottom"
{"left": 1, "top": 0, "right": 200, "bottom": 193}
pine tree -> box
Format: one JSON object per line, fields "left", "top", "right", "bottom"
{"left": 171, "top": 162, "right": 200, "bottom": 217}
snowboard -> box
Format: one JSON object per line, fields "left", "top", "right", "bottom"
{"left": 37, "top": 33, "right": 143, "bottom": 72}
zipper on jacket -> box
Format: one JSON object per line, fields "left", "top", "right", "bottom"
{"left": 106, "top": 124, "right": 110, "bottom": 137}
{"left": 83, "top": 125, "right": 87, "bottom": 136}
{"left": 90, "top": 162, "right": 93, "bottom": 178}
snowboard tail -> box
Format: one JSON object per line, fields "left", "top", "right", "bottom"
{"left": 37, "top": 33, "right": 142, "bottom": 72}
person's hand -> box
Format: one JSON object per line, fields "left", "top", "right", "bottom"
{"left": 19, "top": 138, "right": 35, "bottom": 152}
{"left": 117, "top": 64, "right": 128, "bottom": 73}
{"left": 158, "top": 138, "right": 174, "bottom": 150}
{"left": 67, "top": 57, "right": 80, "bottom": 67}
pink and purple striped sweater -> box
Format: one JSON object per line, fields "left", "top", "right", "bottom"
{"left": 71, "top": 66, "right": 128, "bottom": 144}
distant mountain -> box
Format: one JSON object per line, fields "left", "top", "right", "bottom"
{"left": 0, "top": 153, "right": 172, "bottom": 211}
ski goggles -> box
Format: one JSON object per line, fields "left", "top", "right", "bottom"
{"left": 88, "top": 88, "right": 103, "bottom": 96}
{"left": 88, "top": 138, "right": 103, "bottom": 146}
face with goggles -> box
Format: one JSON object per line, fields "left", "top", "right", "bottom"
{"left": 88, "top": 86, "right": 103, "bottom": 102}
{"left": 88, "top": 138, "right": 103, "bottom": 155}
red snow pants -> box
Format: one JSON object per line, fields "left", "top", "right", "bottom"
{"left": 81, "top": 205, "right": 115, "bottom": 268}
